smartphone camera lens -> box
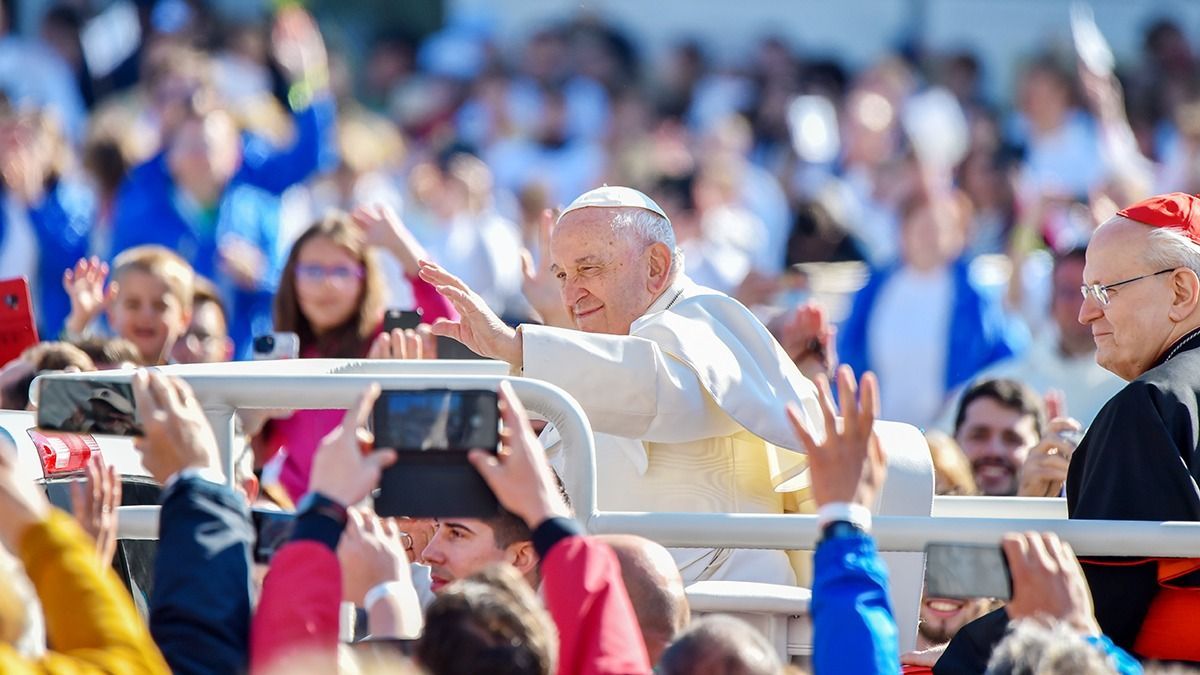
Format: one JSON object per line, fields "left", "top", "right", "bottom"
{"left": 4, "top": 294, "right": 17, "bottom": 310}
{"left": 253, "top": 335, "right": 275, "bottom": 353}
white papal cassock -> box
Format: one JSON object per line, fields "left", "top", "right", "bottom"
{"left": 522, "top": 274, "right": 825, "bottom": 585}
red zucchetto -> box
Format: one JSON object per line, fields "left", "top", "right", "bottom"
{"left": 1117, "top": 192, "right": 1200, "bottom": 244}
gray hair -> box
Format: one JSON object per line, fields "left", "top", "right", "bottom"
{"left": 610, "top": 208, "right": 684, "bottom": 277}
{"left": 1144, "top": 223, "right": 1200, "bottom": 279}
{"left": 985, "top": 620, "right": 1114, "bottom": 675}
{"left": 659, "top": 615, "right": 781, "bottom": 675}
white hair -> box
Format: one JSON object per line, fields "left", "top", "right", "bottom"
{"left": 986, "top": 620, "right": 1113, "bottom": 675}
{"left": 610, "top": 208, "right": 684, "bottom": 277}
{"left": 1144, "top": 224, "right": 1200, "bottom": 279}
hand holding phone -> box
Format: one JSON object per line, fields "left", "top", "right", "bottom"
{"left": 129, "top": 370, "right": 221, "bottom": 485}
{"left": 1001, "top": 532, "right": 1101, "bottom": 636}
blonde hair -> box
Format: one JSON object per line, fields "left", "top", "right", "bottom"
{"left": 112, "top": 245, "right": 197, "bottom": 313}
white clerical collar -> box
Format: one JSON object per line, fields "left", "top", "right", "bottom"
{"left": 644, "top": 276, "right": 690, "bottom": 316}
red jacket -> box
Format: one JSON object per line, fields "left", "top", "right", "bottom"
{"left": 541, "top": 535, "right": 652, "bottom": 675}
{"left": 250, "top": 540, "right": 341, "bottom": 673}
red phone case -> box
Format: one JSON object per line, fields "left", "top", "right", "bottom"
{"left": 0, "top": 277, "right": 39, "bottom": 367}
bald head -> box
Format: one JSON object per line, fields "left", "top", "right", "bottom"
{"left": 658, "top": 615, "right": 782, "bottom": 675}
{"left": 596, "top": 535, "right": 689, "bottom": 664}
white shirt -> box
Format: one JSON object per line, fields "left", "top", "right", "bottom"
{"left": 869, "top": 266, "right": 953, "bottom": 428}
{"left": 1, "top": 194, "right": 39, "bottom": 292}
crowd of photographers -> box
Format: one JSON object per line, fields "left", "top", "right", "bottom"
{"left": 1, "top": 0, "right": 1199, "bottom": 672}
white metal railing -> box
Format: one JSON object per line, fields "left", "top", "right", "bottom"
{"left": 46, "top": 360, "right": 1199, "bottom": 656}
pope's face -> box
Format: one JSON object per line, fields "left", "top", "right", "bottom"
{"left": 1080, "top": 220, "right": 1179, "bottom": 380}
{"left": 550, "top": 208, "right": 659, "bottom": 335}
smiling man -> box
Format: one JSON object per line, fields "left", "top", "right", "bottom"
{"left": 419, "top": 185, "right": 824, "bottom": 585}
{"left": 951, "top": 378, "right": 1044, "bottom": 496}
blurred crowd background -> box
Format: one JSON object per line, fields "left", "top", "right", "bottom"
{"left": 2, "top": 0, "right": 1199, "bottom": 429}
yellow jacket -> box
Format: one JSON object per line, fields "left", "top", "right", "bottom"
{"left": 0, "top": 509, "right": 170, "bottom": 674}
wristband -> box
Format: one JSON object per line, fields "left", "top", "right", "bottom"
{"left": 816, "top": 502, "right": 872, "bottom": 532}
{"left": 363, "top": 580, "right": 410, "bottom": 611}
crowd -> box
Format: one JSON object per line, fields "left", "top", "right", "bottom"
{"left": 0, "top": 0, "right": 1198, "bottom": 672}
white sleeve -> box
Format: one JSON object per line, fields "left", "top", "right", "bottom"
{"left": 520, "top": 324, "right": 742, "bottom": 443}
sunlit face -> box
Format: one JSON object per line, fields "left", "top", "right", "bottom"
{"left": 954, "top": 397, "right": 1039, "bottom": 497}
{"left": 294, "top": 236, "right": 364, "bottom": 335}
{"left": 421, "top": 519, "right": 514, "bottom": 593}
{"left": 550, "top": 208, "right": 659, "bottom": 335}
{"left": 107, "top": 270, "right": 189, "bottom": 365}
{"left": 918, "top": 594, "right": 996, "bottom": 647}
{"left": 168, "top": 112, "right": 241, "bottom": 196}
{"left": 1080, "top": 221, "right": 1180, "bottom": 381}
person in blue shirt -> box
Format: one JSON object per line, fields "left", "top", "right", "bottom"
{"left": 110, "top": 106, "right": 283, "bottom": 355}
{"left": 789, "top": 366, "right": 1141, "bottom": 675}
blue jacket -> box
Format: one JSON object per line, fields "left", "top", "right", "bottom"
{"left": 0, "top": 181, "right": 95, "bottom": 338}
{"left": 150, "top": 476, "right": 253, "bottom": 675}
{"left": 812, "top": 531, "right": 900, "bottom": 675}
{"left": 110, "top": 158, "right": 283, "bottom": 356}
{"left": 838, "top": 259, "right": 1026, "bottom": 394}
{"left": 236, "top": 95, "right": 338, "bottom": 197}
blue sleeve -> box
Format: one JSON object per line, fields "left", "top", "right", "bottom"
{"left": 812, "top": 533, "right": 900, "bottom": 675}
{"left": 1085, "top": 635, "right": 1144, "bottom": 675}
{"left": 238, "top": 95, "right": 338, "bottom": 195}
{"left": 28, "top": 182, "right": 94, "bottom": 336}
{"left": 150, "top": 477, "right": 254, "bottom": 675}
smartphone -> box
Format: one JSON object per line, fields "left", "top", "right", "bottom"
{"left": 383, "top": 309, "right": 424, "bottom": 333}
{"left": 924, "top": 542, "right": 1012, "bottom": 600}
{"left": 373, "top": 388, "right": 500, "bottom": 518}
{"left": 252, "top": 332, "right": 300, "bottom": 360}
{"left": 0, "top": 277, "right": 39, "bottom": 367}
{"left": 36, "top": 378, "right": 143, "bottom": 437}
{"left": 436, "top": 336, "right": 485, "bottom": 360}
{"left": 252, "top": 509, "right": 296, "bottom": 564}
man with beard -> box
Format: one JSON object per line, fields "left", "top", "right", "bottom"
{"left": 952, "top": 378, "right": 1045, "bottom": 496}
{"left": 916, "top": 596, "right": 1000, "bottom": 651}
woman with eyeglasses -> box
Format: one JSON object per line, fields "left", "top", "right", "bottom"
{"left": 254, "top": 207, "right": 455, "bottom": 504}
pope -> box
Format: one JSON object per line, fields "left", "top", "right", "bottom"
{"left": 419, "top": 185, "right": 824, "bottom": 584}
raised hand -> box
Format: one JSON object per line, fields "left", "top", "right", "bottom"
{"left": 468, "top": 381, "right": 570, "bottom": 528}
{"left": 1003, "top": 531, "right": 1101, "bottom": 637}
{"left": 418, "top": 261, "right": 521, "bottom": 365}
{"left": 786, "top": 365, "right": 886, "bottom": 509}
{"left": 777, "top": 302, "right": 838, "bottom": 382}
{"left": 338, "top": 508, "right": 414, "bottom": 606}
{"left": 69, "top": 454, "right": 121, "bottom": 569}
{"left": 307, "top": 384, "right": 397, "bottom": 507}
{"left": 350, "top": 204, "right": 428, "bottom": 276}
{"left": 132, "top": 370, "right": 222, "bottom": 485}
{"left": 271, "top": 5, "right": 328, "bottom": 89}
{"left": 63, "top": 257, "right": 118, "bottom": 336}
{"left": 1017, "top": 417, "right": 1082, "bottom": 498}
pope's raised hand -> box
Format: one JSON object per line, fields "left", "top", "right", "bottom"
{"left": 418, "top": 261, "right": 522, "bottom": 366}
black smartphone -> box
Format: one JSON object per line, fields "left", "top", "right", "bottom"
{"left": 924, "top": 542, "right": 1012, "bottom": 600}
{"left": 384, "top": 309, "right": 424, "bottom": 333}
{"left": 435, "top": 336, "right": 485, "bottom": 360}
{"left": 252, "top": 509, "right": 296, "bottom": 564}
{"left": 372, "top": 388, "right": 500, "bottom": 518}
{"left": 37, "top": 378, "right": 143, "bottom": 437}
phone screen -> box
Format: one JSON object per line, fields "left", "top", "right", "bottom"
{"left": 252, "top": 509, "right": 296, "bottom": 564}
{"left": 37, "top": 379, "right": 143, "bottom": 437}
{"left": 372, "top": 389, "right": 499, "bottom": 452}
{"left": 924, "top": 542, "right": 1012, "bottom": 600}
{"left": 384, "top": 309, "right": 424, "bottom": 332}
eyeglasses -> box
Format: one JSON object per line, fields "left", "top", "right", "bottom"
{"left": 296, "top": 264, "right": 365, "bottom": 286}
{"left": 1080, "top": 268, "right": 1175, "bottom": 306}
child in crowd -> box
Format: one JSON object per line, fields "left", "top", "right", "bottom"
{"left": 254, "top": 207, "right": 456, "bottom": 502}
{"left": 61, "top": 245, "right": 195, "bottom": 366}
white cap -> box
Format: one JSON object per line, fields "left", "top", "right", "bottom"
{"left": 558, "top": 185, "right": 670, "bottom": 224}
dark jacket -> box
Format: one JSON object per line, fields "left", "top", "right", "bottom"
{"left": 150, "top": 477, "right": 254, "bottom": 675}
